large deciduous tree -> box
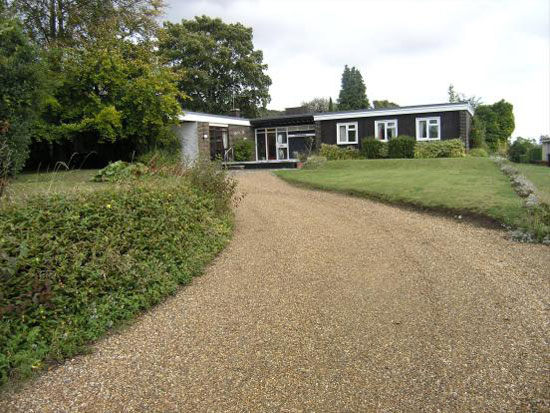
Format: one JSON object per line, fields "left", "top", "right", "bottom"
{"left": 0, "top": 16, "right": 44, "bottom": 175}
{"left": 158, "top": 16, "right": 272, "bottom": 118}
{"left": 9, "top": 0, "right": 164, "bottom": 46}
{"left": 448, "top": 83, "right": 482, "bottom": 110}
{"left": 337, "top": 65, "right": 369, "bottom": 111}
{"left": 474, "top": 100, "right": 515, "bottom": 150}
{"left": 372, "top": 100, "right": 399, "bottom": 109}
{"left": 301, "top": 97, "right": 330, "bottom": 113}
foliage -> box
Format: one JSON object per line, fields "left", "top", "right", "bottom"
{"left": 448, "top": 84, "right": 482, "bottom": 109}
{"left": 361, "top": 139, "right": 386, "bottom": 159}
{"left": 34, "top": 38, "right": 182, "bottom": 155}
{"left": 159, "top": 16, "right": 271, "bottom": 118}
{"left": 9, "top": 0, "right": 164, "bottom": 47}
{"left": 319, "top": 144, "right": 361, "bottom": 160}
{"left": 528, "top": 146, "right": 542, "bottom": 162}
{"left": 301, "top": 97, "right": 330, "bottom": 113}
{"left": 233, "top": 139, "right": 254, "bottom": 161}
{"left": 508, "top": 138, "right": 536, "bottom": 163}
{"left": 387, "top": 136, "right": 415, "bottom": 159}
{"left": 92, "top": 161, "right": 150, "bottom": 182}
{"left": 470, "top": 115, "right": 487, "bottom": 149}
{"left": 337, "top": 65, "right": 369, "bottom": 110}
{"left": 137, "top": 148, "right": 181, "bottom": 170}
{"left": 474, "top": 100, "right": 515, "bottom": 150}
{"left": 469, "top": 148, "right": 489, "bottom": 157}
{"left": 0, "top": 177, "right": 233, "bottom": 385}
{"left": 0, "top": 140, "right": 11, "bottom": 198}
{"left": 328, "top": 97, "right": 334, "bottom": 112}
{"left": 303, "top": 155, "right": 327, "bottom": 169}
{"left": 0, "top": 17, "right": 45, "bottom": 174}
{"left": 372, "top": 100, "right": 399, "bottom": 109}
{"left": 187, "top": 155, "right": 239, "bottom": 213}
{"left": 414, "top": 139, "right": 466, "bottom": 158}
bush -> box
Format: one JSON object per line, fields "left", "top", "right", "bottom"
{"left": 508, "top": 138, "right": 536, "bottom": 163}
{"left": 528, "top": 146, "right": 542, "bottom": 162}
{"left": 319, "top": 144, "right": 361, "bottom": 160}
{"left": 92, "top": 161, "right": 150, "bottom": 182}
{"left": 233, "top": 139, "right": 254, "bottom": 161}
{"left": 361, "top": 138, "right": 386, "bottom": 159}
{"left": 414, "top": 139, "right": 466, "bottom": 159}
{"left": 303, "top": 155, "right": 327, "bottom": 169}
{"left": 0, "top": 178, "right": 233, "bottom": 385}
{"left": 470, "top": 116, "right": 487, "bottom": 149}
{"left": 469, "top": 148, "right": 489, "bottom": 157}
{"left": 387, "top": 136, "right": 415, "bottom": 158}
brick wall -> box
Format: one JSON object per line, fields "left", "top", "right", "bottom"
{"left": 458, "top": 111, "right": 471, "bottom": 150}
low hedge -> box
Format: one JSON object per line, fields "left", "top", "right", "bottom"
{"left": 361, "top": 139, "right": 386, "bottom": 159}
{"left": 319, "top": 144, "right": 361, "bottom": 160}
{"left": 388, "top": 136, "right": 415, "bottom": 159}
{"left": 414, "top": 139, "right": 466, "bottom": 158}
{"left": 0, "top": 178, "right": 233, "bottom": 385}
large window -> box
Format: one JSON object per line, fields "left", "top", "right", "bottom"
{"left": 374, "top": 120, "right": 398, "bottom": 141}
{"left": 336, "top": 122, "right": 358, "bottom": 144}
{"left": 416, "top": 117, "right": 441, "bottom": 140}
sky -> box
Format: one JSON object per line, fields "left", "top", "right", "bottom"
{"left": 163, "top": 0, "right": 549, "bottom": 139}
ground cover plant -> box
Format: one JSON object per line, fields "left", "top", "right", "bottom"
{"left": 276, "top": 158, "right": 530, "bottom": 232}
{"left": 0, "top": 163, "right": 236, "bottom": 386}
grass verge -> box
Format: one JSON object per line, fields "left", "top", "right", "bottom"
{"left": 275, "top": 158, "right": 527, "bottom": 229}
{"left": 514, "top": 163, "right": 550, "bottom": 205}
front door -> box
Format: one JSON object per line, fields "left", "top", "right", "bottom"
{"left": 209, "top": 127, "right": 228, "bottom": 160}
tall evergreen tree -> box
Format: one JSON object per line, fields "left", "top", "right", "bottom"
{"left": 328, "top": 97, "right": 334, "bottom": 112}
{"left": 337, "top": 65, "right": 369, "bottom": 110}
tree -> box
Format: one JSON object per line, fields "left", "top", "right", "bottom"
{"left": 301, "top": 97, "right": 330, "bottom": 113}
{"left": 158, "top": 16, "right": 272, "bottom": 118}
{"left": 470, "top": 115, "right": 487, "bottom": 149}
{"left": 508, "top": 137, "right": 536, "bottom": 163}
{"left": 474, "top": 100, "right": 515, "bottom": 150}
{"left": 448, "top": 83, "right": 482, "bottom": 109}
{"left": 373, "top": 100, "right": 399, "bottom": 109}
{"left": 337, "top": 65, "right": 369, "bottom": 110}
{"left": 33, "top": 38, "right": 182, "bottom": 155}
{"left": 0, "top": 17, "right": 45, "bottom": 174}
{"left": 9, "top": 0, "right": 164, "bottom": 47}
{"left": 328, "top": 97, "right": 334, "bottom": 112}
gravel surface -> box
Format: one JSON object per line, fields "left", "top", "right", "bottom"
{"left": 1, "top": 171, "right": 549, "bottom": 412}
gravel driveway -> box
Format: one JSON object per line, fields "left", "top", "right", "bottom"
{"left": 1, "top": 171, "right": 548, "bottom": 412}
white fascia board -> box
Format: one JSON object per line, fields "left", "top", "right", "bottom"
{"left": 178, "top": 113, "right": 251, "bottom": 127}
{"left": 313, "top": 104, "right": 474, "bottom": 121}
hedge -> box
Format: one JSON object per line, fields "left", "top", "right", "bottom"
{"left": 0, "top": 178, "right": 233, "bottom": 385}
{"left": 387, "top": 136, "right": 416, "bottom": 159}
{"left": 414, "top": 139, "right": 466, "bottom": 158}
{"left": 361, "top": 139, "right": 386, "bottom": 159}
{"left": 319, "top": 144, "right": 361, "bottom": 160}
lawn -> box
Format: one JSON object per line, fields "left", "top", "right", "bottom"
{"left": 515, "top": 163, "right": 550, "bottom": 205}
{"left": 275, "top": 158, "right": 526, "bottom": 227}
{"left": 7, "top": 169, "right": 106, "bottom": 199}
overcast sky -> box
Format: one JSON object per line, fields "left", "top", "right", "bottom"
{"left": 164, "top": 0, "right": 549, "bottom": 139}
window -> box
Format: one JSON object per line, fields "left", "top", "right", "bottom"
{"left": 336, "top": 122, "right": 358, "bottom": 144}
{"left": 416, "top": 117, "right": 440, "bottom": 140}
{"left": 374, "top": 120, "right": 398, "bottom": 141}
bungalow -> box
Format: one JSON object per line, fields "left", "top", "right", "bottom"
{"left": 177, "top": 102, "right": 474, "bottom": 165}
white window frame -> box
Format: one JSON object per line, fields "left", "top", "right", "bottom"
{"left": 374, "top": 119, "right": 398, "bottom": 141}
{"left": 336, "top": 122, "right": 359, "bottom": 145}
{"left": 416, "top": 117, "right": 441, "bottom": 141}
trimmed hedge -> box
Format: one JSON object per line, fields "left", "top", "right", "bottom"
{"left": 361, "top": 139, "right": 386, "bottom": 159}
{"left": 414, "top": 139, "right": 466, "bottom": 158}
{"left": 0, "top": 178, "right": 233, "bottom": 385}
{"left": 387, "top": 136, "right": 416, "bottom": 159}
{"left": 319, "top": 144, "right": 361, "bottom": 160}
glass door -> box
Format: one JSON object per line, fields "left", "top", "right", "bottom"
{"left": 267, "top": 129, "right": 277, "bottom": 160}
{"left": 276, "top": 128, "right": 288, "bottom": 160}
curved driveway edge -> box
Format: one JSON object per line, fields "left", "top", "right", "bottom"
{"left": 1, "top": 171, "right": 548, "bottom": 411}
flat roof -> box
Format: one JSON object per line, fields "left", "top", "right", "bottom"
{"left": 178, "top": 111, "right": 250, "bottom": 126}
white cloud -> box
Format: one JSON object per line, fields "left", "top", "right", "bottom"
{"left": 164, "top": 0, "right": 549, "bottom": 138}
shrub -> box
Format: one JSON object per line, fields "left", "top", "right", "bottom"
{"left": 303, "top": 155, "right": 327, "bottom": 169}
{"left": 414, "top": 139, "right": 466, "bottom": 158}
{"left": 468, "top": 148, "right": 489, "bottom": 157}
{"left": 361, "top": 138, "right": 386, "bottom": 159}
{"left": 508, "top": 138, "right": 536, "bottom": 163}
{"left": 528, "top": 146, "right": 542, "bottom": 162}
{"left": 137, "top": 148, "right": 181, "bottom": 168}
{"left": 470, "top": 116, "right": 487, "bottom": 149}
{"left": 319, "top": 144, "right": 361, "bottom": 160}
{"left": 233, "top": 139, "right": 254, "bottom": 161}
{"left": 92, "top": 161, "right": 150, "bottom": 182}
{"left": 0, "top": 178, "right": 233, "bottom": 385}
{"left": 387, "top": 136, "right": 415, "bottom": 159}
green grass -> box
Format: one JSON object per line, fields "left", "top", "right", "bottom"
{"left": 515, "top": 163, "right": 550, "bottom": 205}
{"left": 276, "top": 158, "right": 526, "bottom": 227}
{"left": 8, "top": 169, "right": 106, "bottom": 199}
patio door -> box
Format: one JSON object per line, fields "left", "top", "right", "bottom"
{"left": 276, "top": 128, "right": 289, "bottom": 160}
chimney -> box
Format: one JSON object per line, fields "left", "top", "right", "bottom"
{"left": 230, "top": 108, "right": 241, "bottom": 118}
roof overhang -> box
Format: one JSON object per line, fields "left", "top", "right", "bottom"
{"left": 313, "top": 103, "right": 474, "bottom": 121}
{"left": 178, "top": 112, "right": 251, "bottom": 127}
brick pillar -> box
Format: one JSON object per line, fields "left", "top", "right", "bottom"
{"left": 314, "top": 121, "right": 322, "bottom": 152}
